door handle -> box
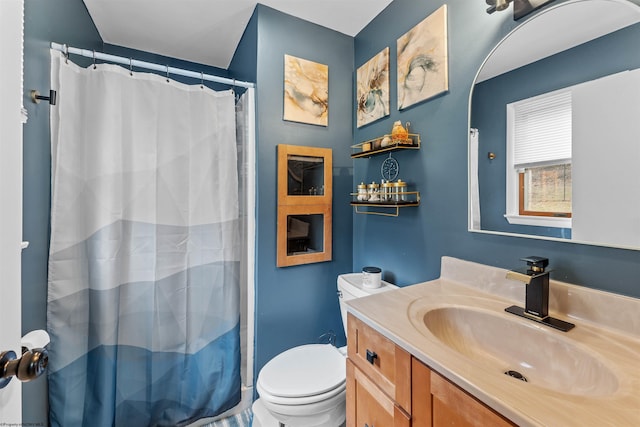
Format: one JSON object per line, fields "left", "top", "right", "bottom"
{"left": 1, "top": 329, "right": 50, "bottom": 389}
{"left": 0, "top": 348, "right": 49, "bottom": 389}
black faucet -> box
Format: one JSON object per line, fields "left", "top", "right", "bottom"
{"left": 505, "top": 256, "right": 575, "bottom": 332}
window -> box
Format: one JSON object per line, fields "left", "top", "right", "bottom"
{"left": 520, "top": 164, "right": 571, "bottom": 216}
{"left": 506, "top": 90, "right": 572, "bottom": 227}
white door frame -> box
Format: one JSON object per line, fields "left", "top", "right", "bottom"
{"left": 0, "top": 0, "right": 25, "bottom": 423}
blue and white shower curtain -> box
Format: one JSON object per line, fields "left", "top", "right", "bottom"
{"left": 47, "top": 50, "right": 241, "bottom": 427}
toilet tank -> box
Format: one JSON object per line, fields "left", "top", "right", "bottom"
{"left": 337, "top": 273, "right": 398, "bottom": 338}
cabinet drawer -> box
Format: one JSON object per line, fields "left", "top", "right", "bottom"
{"left": 347, "top": 360, "right": 410, "bottom": 427}
{"left": 347, "top": 313, "right": 411, "bottom": 412}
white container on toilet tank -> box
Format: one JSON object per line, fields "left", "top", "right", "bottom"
{"left": 361, "top": 266, "right": 382, "bottom": 289}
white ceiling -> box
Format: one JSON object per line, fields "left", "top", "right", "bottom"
{"left": 83, "top": 0, "right": 394, "bottom": 69}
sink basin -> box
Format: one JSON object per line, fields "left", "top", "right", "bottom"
{"left": 419, "top": 306, "right": 619, "bottom": 397}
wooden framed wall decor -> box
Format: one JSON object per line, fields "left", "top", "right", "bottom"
{"left": 277, "top": 144, "right": 333, "bottom": 267}
{"left": 277, "top": 204, "right": 332, "bottom": 267}
{"left": 277, "top": 144, "right": 332, "bottom": 206}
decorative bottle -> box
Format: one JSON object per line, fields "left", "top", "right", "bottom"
{"left": 391, "top": 121, "right": 408, "bottom": 143}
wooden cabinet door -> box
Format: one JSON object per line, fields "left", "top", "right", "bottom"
{"left": 431, "top": 371, "right": 516, "bottom": 427}
{"left": 347, "top": 360, "right": 410, "bottom": 427}
{"left": 411, "top": 357, "right": 432, "bottom": 427}
{"left": 347, "top": 314, "right": 411, "bottom": 412}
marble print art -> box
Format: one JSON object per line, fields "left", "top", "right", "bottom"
{"left": 284, "top": 54, "right": 329, "bottom": 126}
{"left": 356, "top": 47, "right": 390, "bottom": 128}
{"left": 397, "top": 5, "right": 448, "bottom": 110}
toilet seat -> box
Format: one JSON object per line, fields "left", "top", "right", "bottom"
{"left": 257, "top": 344, "right": 346, "bottom": 405}
{"left": 257, "top": 379, "right": 345, "bottom": 406}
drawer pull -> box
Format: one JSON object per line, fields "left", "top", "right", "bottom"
{"left": 366, "top": 349, "right": 378, "bottom": 364}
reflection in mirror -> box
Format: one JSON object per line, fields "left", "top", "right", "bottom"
{"left": 287, "top": 214, "right": 324, "bottom": 255}
{"left": 287, "top": 155, "right": 325, "bottom": 196}
{"left": 469, "top": 0, "right": 640, "bottom": 250}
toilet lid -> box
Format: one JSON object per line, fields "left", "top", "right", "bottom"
{"left": 258, "top": 344, "right": 346, "bottom": 398}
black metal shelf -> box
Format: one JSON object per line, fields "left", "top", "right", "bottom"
{"left": 351, "top": 133, "right": 421, "bottom": 158}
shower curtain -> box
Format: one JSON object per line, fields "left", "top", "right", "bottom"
{"left": 47, "top": 50, "right": 241, "bottom": 427}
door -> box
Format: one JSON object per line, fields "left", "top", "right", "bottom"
{"left": 0, "top": 0, "right": 24, "bottom": 423}
{"left": 346, "top": 360, "right": 410, "bottom": 427}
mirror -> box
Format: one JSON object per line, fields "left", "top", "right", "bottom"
{"left": 469, "top": 0, "right": 640, "bottom": 250}
{"left": 286, "top": 154, "right": 325, "bottom": 196}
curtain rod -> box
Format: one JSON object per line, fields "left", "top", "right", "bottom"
{"left": 50, "top": 42, "right": 255, "bottom": 89}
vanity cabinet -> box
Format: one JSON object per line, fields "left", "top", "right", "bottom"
{"left": 412, "top": 359, "right": 516, "bottom": 427}
{"left": 347, "top": 313, "right": 516, "bottom": 427}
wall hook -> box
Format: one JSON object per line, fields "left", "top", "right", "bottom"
{"left": 30, "top": 90, "right": 57, "bottom": 106}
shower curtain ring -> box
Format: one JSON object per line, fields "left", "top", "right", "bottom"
{"left": 129, "top": 58, "right": 133, "bottom": 76}
{"left": 166, "top": 65, "right": 170, "bottom": 83}
{"left": 201, "top": 72, "right": 204, "bottom": 89}
{"left": 93, "top": 50, "right": 96, "bottom": 69}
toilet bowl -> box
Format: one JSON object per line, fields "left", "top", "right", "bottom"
{"left": 254, "top": 344, "right": 346, "bottom": 427}
{"left": 252, "top": 273, "right": 397, "bottom": 427}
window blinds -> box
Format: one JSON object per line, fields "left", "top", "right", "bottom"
{"left": 512, "top": 90, "right": 572, "bottom": 168}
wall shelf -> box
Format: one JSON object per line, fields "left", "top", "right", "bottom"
{"left": 351, "top": 130, "right": 422, "bottom": 216}
{"left": 350, "top": 192, "right": 420, "bottom": 217}
{"left": 351, "top": 133, "right": 420, "bottom": 158}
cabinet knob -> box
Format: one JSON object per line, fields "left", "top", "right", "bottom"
{"left": 366, "top": 349, "right": 378, "bottom": 364}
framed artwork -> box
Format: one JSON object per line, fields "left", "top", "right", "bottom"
{"left": 356, "top": 47, "right": 390, "bottom": 128}
{"left": 514, "top": 0, "right": 556, "bottom": 20}
{"left": 397, "top": 4, "right": 448, "bottom": 110}
{"left": 283, "top": 54, "right": 329, "bottom": 126}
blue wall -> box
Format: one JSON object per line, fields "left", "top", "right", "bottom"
{"left": 249, "top": 5, "right": 355, "bottom": 377}
{"left": 229, "top": 10, "right": 258, "bottom": 85}
{"left": 473, "top": 22, "right": 640, "bottom": 237}
{"left": 353, "top": 0, "right": 640, "bottom": 296}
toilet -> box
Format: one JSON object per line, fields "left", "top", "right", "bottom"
{"left": 252, "top": 273, "right": 398, "bottom": 427}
